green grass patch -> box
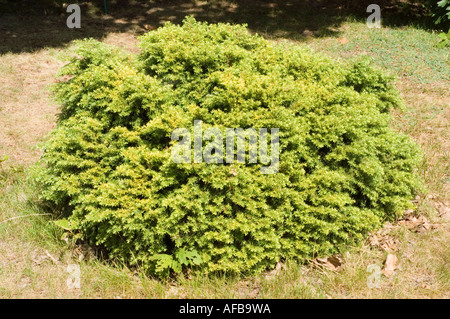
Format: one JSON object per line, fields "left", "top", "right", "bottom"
{"left": 308, "top": 21, "right": 450, "bottom": 83}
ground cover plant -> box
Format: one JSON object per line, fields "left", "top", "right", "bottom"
{"left": 35, "top": 17, "right": 422, "bottom": 277}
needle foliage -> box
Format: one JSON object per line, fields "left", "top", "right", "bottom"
{"left": 36, "top": 18, "right": 421, "bottom": 277}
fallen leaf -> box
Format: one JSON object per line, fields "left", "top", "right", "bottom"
{"left": 400, "top": 214, "right": 439, "bottom": 233}
{"left": 327, "top": 255, "right": 343, "bottom": 268}
{"left": 313, "top": 255, "right": 343, "bottom": 271}
{"left": 381, "top": 237, "right": 398, "bottom": 251}
{"left": 368, "top": 226, "right": 399, "bottom": 252}
{"left": 382, "top": 254, "right": 398, "bottom": 277}
{"left": 337, "top": 37, "right": 349, "bottom": 44}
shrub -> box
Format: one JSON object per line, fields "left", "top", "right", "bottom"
{"left": 37, "top": 17, "right": 421, "bottom": 277}
{"left": 424, "top": 0, "right": 450, "bottom": 29}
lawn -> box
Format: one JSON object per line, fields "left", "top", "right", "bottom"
{"left": 0, "top": 0, "right": 449, "bottom": 298}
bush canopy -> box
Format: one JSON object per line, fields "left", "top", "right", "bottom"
{"left": 37, "top": 17, "right": 421, "bottom": 277}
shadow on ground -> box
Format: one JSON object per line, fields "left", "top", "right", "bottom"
{"left": 0, "top": 0, "right": 435, "bottom": 54}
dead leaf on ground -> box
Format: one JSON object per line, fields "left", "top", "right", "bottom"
{"left": 368, "top": 222, "right": 399, "bottom": 252}
{"left": 398, "top": 213, "right": 439, "bottom": 233}
{"left": 382, "top": 254, "right": 398, "bottom": 277}
{"left": 313, "top": 255, "right": 343, "bottom": 271}
{"left": 368, "top": 233, "right": 399, "bottom": 252}
{"left": 337, "top": 37, "right": 349, "bottom": 44}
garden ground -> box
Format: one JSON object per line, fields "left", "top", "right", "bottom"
{"left": 0, "top": 0, "right": 449, "bottom": 298}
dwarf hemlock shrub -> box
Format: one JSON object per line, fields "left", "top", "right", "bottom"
{"left": 37, "top": 17, "right": 421, "bottom": 277}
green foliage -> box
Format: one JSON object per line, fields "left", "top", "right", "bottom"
{"left": 36, "top": 17, "right": 422, "bottom": 277}
{"left": 150, "top": 249, "right": 203, "bottom": 277}
{"left": 438, "top": 29, "right": 450, "bottom": 47}
{"left": 425, "top": 0, "right": 450, "bottom": 29}
{"left": 435, "top": 0, "right": 450, "bottom": 26}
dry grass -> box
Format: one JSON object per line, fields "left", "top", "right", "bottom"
{"left": 394, "top": 80, "right": 450, "bottom": 199}
{"left": 0, "top": 50, "right": 63, "bottom": 167}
